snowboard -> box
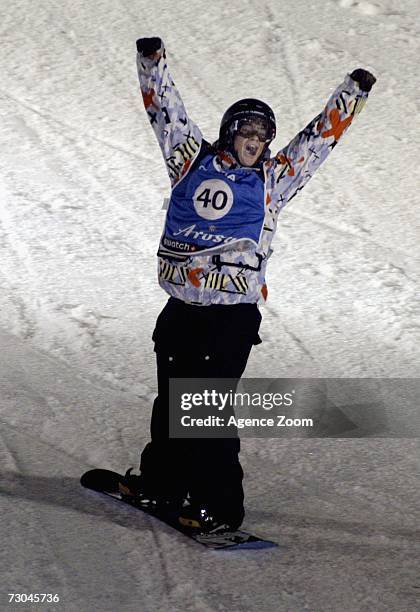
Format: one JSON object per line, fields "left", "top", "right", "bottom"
{"left": 80, "top": 469, "right": 277, "bottom": 550}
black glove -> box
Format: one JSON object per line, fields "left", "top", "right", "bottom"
{"left": 136, "top": 37, "right": 162, "bottom": 57}
{"left": 350, "top": 68, "right": 377, "bottom": 92}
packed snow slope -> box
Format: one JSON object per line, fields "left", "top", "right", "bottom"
{"left": 0, "top": 0, "right": 419, "bottom": 610}
{"left": 1, "top": 330, "right": 419, "bottom": 611}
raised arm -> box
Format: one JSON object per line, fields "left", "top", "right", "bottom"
{"left": 270, "top": 68, "right": 376, "bottom": 207}
{"left": 136, "top": 37, "right": 203, "bottom": 186}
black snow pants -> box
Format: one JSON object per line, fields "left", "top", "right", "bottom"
{"left": 139, "top": 297, "right": 262, "bottom": 528}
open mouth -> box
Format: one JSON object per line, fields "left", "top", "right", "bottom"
{"left": 245, "top": 142, "right": 258, "bottom": 156}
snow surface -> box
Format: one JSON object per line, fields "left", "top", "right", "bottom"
{"left": 0, "top": 0, "right": 419, "bottom": 610}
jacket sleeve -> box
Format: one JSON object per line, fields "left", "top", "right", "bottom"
{"left": 270, "top": 74, "right": 370, "bottom": 207}
{"left": 136, "top": 42, "right": 203, "bottom": 187}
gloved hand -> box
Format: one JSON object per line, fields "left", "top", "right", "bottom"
{"left": 136, "top": 37, "right": 162, "bottom": 57}
{"left": 350, "top": 68, "right": 377, "bottom": 92}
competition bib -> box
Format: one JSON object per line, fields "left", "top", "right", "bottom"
{"left": 161, "top": 154, "right": 265, "bottom": 254}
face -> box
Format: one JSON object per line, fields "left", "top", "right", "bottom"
{"left": 232, "top": 120, "right": 268, "bottom": 166}
{"left": 233, "top": 133, "right": 265, "bottom": 166}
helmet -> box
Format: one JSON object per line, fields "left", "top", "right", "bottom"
{"left": 218, "top": 98, "right": 276, "bottom": 153}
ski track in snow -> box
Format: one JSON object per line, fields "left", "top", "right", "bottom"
{"left": 0, "top": 87, "right": 151, "bottom": 165}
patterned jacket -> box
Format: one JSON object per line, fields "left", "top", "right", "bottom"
{"left": 137, "top": 43, "right": 370, "bottom": 306}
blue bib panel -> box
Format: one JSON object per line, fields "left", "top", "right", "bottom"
{"left": 161, "top": 154, "right": 265, "bottom": 254}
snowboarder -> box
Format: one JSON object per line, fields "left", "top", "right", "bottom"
{"left": 122, "top": 36, "right": 376, "bottom": 532}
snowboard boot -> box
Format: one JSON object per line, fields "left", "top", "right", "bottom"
{"left": 119, "top": 468, "right": 183, "bottom": 513}
{"left": 177, "top": 501, "right": 242, "bottom": 534}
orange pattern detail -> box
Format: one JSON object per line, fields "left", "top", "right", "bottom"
{"left": 187, "top": 268, "right": 203, "bottom": 287}
{"left": 261, "top": 284, "right": 268, "bottom": 301}
{"left": 141, "top": 88, "right": 159, "bottom": 110}
{"left": 321, "top": 109, "right": 353, "bottom": 141}
{"left": 275, "top": 153, "right": 304, "bottom": 176}
{"left": 181, "top": 159, "right": 191, "bottom": 176}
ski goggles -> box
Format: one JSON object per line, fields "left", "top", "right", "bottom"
{"left": 236, "top": 119, "right": 271, "bottom": 143}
